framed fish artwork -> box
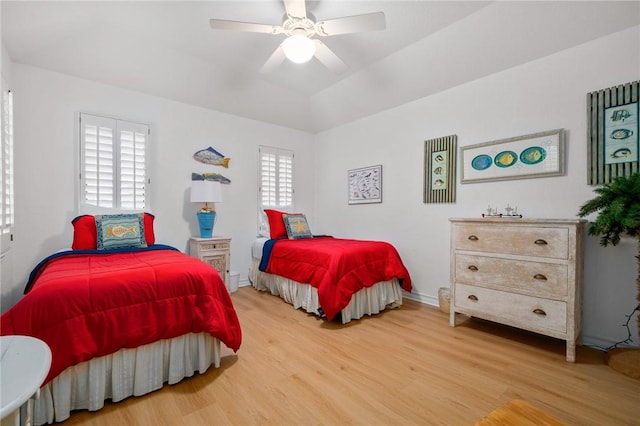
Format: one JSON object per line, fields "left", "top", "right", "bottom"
{"left": 424, "top": 135, "right": 457, "bottom": 203}
{"left": 460, "top": 129, "right": 564, "bottom": 184}
{"left": 587, "top": 80, "right": 639, "bottom": 185}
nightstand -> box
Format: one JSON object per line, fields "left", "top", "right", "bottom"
{"left": 189, "top": 236, "right": 231, "bottom": 286}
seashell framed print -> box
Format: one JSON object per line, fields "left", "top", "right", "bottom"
{"left": 424, "top": 135, "right": 457, "bottom": 203}
{"left": 587, "top": 80, "right": 639, "bottom": 185}
{"left": 460, "top": 129, "right": 565, "bottom": 184}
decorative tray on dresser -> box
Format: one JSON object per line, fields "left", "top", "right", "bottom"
{"left": 449, "top": 218, "right": 586, "bottom": 362}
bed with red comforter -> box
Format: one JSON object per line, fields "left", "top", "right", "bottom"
{"left": 251, "top": 236, "right": 412, "bottom": 322}
{"left": 1, "top": 244, "right": 241, "bottom": 423}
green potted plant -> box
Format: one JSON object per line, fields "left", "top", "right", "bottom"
{"left": 578, "top": 172, "right": 640, "bottom": 379}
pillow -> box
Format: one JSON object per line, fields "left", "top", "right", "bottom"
{"left": 257, "top": 211, "right": 270, "bottom": 238}
{"left": 95, "top": 213, "right": 147, "bottom": 250}
{"left": 71, "top": 215, "right": 98, "bottom": 250}
{"left": 72, "top": 213, "right": 155, "bottom": 249}
{"left": 142, "top": 213, "right": 156, "bottom": 245}
{"left": 265, "top": 209, "right": 298, "bottom": 239}
{"left": 283, "top": 214, "right": 313, "bottom": 240}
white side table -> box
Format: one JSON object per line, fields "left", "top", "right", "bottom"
{"left": 1, "top": 336, "right": 52, "bottom": 426}
{"left": 189, "top": 236, "right": 231, "bottom": 287}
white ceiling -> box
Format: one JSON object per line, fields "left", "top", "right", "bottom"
{"left": 2, "top": 1, "right": 639, "bottom": 133}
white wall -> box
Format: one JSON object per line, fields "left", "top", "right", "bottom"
{"left": 2, "top": 65, "right": 314, "bottom": 311}
{"left": 312, "top": 26, "right": 640, "bottom": 347}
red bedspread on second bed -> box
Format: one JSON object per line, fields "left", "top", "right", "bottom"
{"left": 263, "top": 237, "right": 412, "bottom": 320}
{"left": 1, "top": 247, "right": 242, "bottom": 384}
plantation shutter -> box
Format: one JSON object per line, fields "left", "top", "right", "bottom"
{"left": 258, "top": 146, "right": 294, "bottom": 235}
{"left": 259, "top": 146, "right": 294, "bottom": 209}
{"left": 119, "top": 123, "right": 147, "bottom": 210}
{"left": 278, "top": 152, "right": 293, "bottom": 206}
{"left": 80, "top": 113, "right": 149, "bottom": 211}
{"left": 1, "top": 81, "right": 14, "bottom": 252}
{"left": 81, "top": 114, "right": 115, "bottom": 208}
{"left": 260, "top": 149, "right": 277, "bottom": 207}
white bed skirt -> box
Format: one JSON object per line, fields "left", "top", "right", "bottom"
{"left": 248, "top": 258, "right": 403, "bottom": 324}
{"left": 35, "top": 332, "right": 221, "bottom": 425}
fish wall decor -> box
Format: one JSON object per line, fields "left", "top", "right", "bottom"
{"left": 193, "top": 147, "right": 230, "bottom": 168}
{"left": 191, "top": 172, "right": 231, "bottom": 184}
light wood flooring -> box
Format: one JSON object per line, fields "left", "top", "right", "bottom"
{"left": 63, "top": 287, "right": 640, "bottom": 425}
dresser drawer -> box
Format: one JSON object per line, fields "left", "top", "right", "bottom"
{"left": 454, "top": 254, "right": 568, "bottom": 298}
{"left": 454, "top": 284, "right": 567, "bottom": 334}
{"left": 198, "top": 241, "right": 230, "bottom": 252}
{"left": 452, "top": 224, "right": 569, "bottom": 259}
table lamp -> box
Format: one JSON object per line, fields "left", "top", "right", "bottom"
{"left": 190, "top": 180, "right": 223, "bottom": 238}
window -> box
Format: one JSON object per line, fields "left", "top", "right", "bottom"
{"left": 79, "top": 113, "right": 149, "bottom": 211}
{"left": 258, "top": 146, "right": 294, "bottom": 235}
{"left": 1, "top": 80, "right": 14, "bottom": 253}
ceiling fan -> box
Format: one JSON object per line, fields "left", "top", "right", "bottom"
{"left": 209, "top": 0, "right": 386, "bottom": 74}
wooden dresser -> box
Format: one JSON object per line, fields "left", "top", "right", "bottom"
{"left": 189, "top": 236, "right": 231, "bottom": 286}
{"left": 449, "top": 218, "right": 586, "bottom": 362}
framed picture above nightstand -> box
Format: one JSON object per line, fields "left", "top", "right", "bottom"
{"left": 189, "top": 236, "right": 231, "bottom": 286}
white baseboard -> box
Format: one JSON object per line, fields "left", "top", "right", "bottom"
{"left": 403, "top": 291, "right": 438, "bottom": 307}
{"left": 580, "top": 335, "right": 638, "bottom": 351}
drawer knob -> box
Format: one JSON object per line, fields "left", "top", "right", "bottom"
{"left": 533, "top": 308, "right": 547, "bottom": 316}
{"left": 534, "top": 239, "right": 548, "bottom": 246}
{"left": 533, "top": 273, "right": 548, "bottom": 281}
{"left": 468, "top": 294, "right": 478, "bottom": 301}
{"left": 468, "top": 235, "right": 479, "bottom": 241}
{"left": 468, "top": 265, "right": 478, "bottom": 271}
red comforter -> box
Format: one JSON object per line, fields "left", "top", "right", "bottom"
{"left": 1, "top": 246, "right": 242, "bottom": 384}
{"left": 262, "top": 237, "right": 412, "bottom": 321}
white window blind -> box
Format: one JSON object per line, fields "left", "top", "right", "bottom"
{"left": 259, "top": 146, "right": 294, "bottom": 208}
{"left": 1, "top": 80, "right": 14, "bottom": 253}
{"left": 79, "top": 113, "right": 149, "bottom": 211}
{"left": 258, "top": 146, "right": 294, "bottom": 235}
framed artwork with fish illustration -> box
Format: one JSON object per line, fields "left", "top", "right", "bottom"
{"left": 348, "top": 165, "right": 382, "bottom": 204}
{"left": 424, "top": 135, "right": 456, "bottom": 203}
{"left": 587, "top": 80, "right": 639, "bottom": 185}
{"left": 461, "top": 129, "right": 564, "bottom": 184}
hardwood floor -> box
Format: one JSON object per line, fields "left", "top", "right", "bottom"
{"left": 63, "top": 287, "right": 639, "bottom": 425}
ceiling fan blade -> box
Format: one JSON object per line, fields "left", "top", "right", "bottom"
{"left": 313, "top": 40, "right": 348, "bottom": 75}
{"left": 283, "top": 0, "right": 307, "bottom": 20}
{"left": 210, "top": 19, "right": 282, "bottom": 35}
{"left": 260, "top": 45, "right": 287, "bottom": 74}
{"left": 316, "top": 12, "right": 386, "bottom": 36}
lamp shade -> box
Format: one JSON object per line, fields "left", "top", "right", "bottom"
{"left": 282, "top": 34, "right": 316, "bottom": 64}
{"left": 190, "top": 180, "right": 223, "bottom": 203}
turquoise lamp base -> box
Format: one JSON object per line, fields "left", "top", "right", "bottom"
{"left": 197, "top": 211, "right": 216, "bottom": 238}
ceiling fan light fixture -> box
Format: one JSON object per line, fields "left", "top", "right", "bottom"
{"left": 281, "top": 34, "right": 316, "bottom": 63}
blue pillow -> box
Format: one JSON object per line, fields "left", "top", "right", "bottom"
{"left": 283, "top": 214, "right": 313, "bottom": 240}
{"left": 95, "top": 213, "right": 147, "bottom": 250}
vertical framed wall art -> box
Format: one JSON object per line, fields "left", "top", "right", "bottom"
{"left": 424, "top": 135, "right": 457, "bottom": 203}
{"left": 348, "top": 165, "right": 382, "bottom": 204}
{"left": 587, "top": 80, "right": 639, "bottom": 185}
